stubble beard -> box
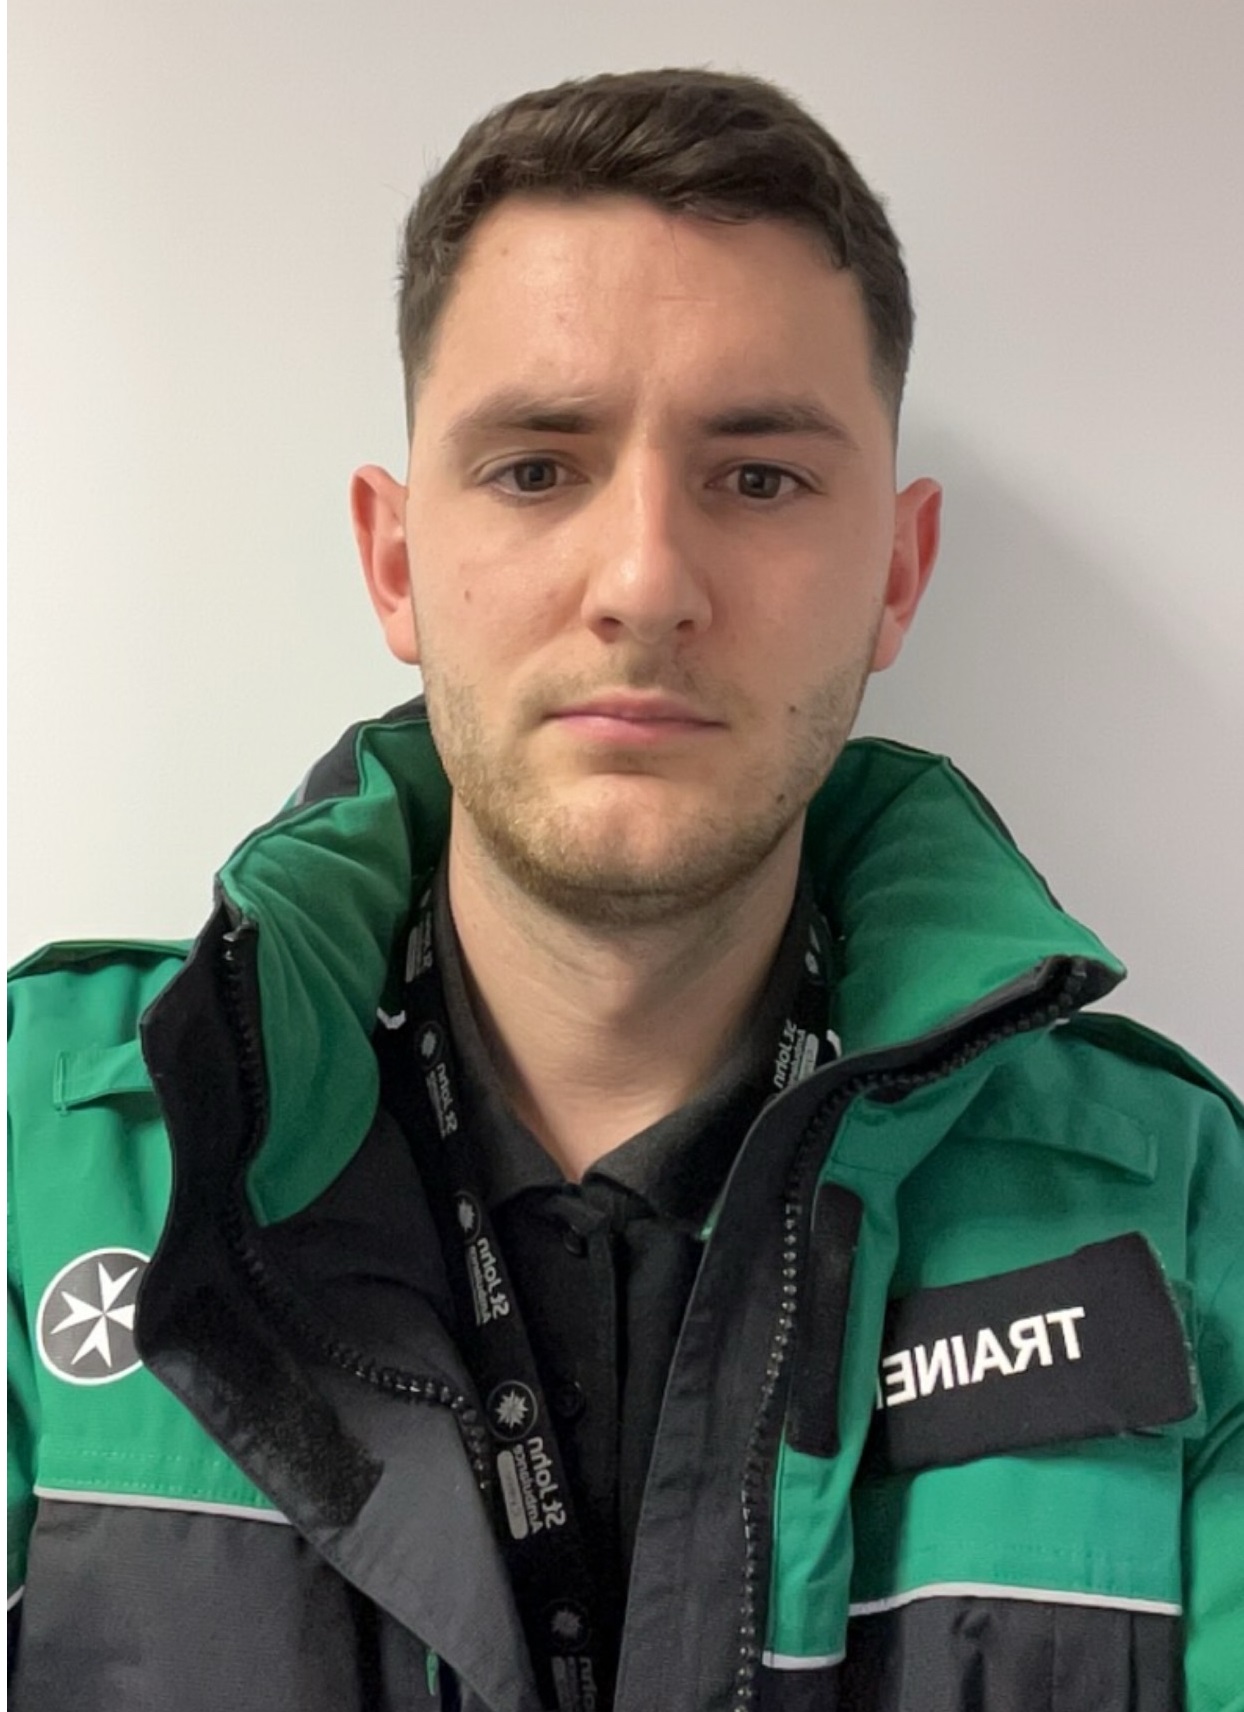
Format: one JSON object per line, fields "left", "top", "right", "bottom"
{"left": 422, "top": 655, "right": 873, "bottom": 930}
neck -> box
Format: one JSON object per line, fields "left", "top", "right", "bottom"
{"left": 446, "top": 820, "right": 804, "bottom": 1181}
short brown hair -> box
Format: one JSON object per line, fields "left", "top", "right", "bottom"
{"left": 398, "top": 68, "right": 913, "bottom": 431}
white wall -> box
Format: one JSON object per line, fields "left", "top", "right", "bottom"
{"left": 9, "top": 1, "right": 1243, "bottom": 1084}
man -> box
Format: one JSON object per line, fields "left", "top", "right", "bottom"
{"left": 8, "top": 68, "right": 1242, "bottom": 1712}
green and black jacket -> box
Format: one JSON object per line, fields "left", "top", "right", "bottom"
{"left": 9, "top": 704, "right": 1244, "bottom": 1711}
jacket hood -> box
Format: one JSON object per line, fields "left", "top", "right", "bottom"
{"left": 182, "top": 699, "right": 1123, "bottom": 1224}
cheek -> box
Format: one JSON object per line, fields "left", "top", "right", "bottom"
{"left": 731, "top": 555, "right": 872, "bottom": 654}
{"left": 416, "top": 548, "right": 562, "bottom": 672}
{"left": 745, "top": 588, "right": 883, "bottom": 707}
{"left": 788, "top": 520, "right": 893, "bottom": 637}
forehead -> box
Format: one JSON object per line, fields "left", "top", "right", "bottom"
{"left": 416, "top": 194, "right": 883, "bottom": 431}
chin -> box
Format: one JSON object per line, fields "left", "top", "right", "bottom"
{"left": 478, "top": 801, "right": 799, "bottom": 928}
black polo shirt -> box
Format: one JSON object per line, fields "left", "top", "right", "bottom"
{"left": 428, "top": 870, "right": 813, "bottom": 1678}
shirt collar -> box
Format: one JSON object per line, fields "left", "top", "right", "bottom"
{"left": 431, "top": 864, "right": 816, "bottom": 1226}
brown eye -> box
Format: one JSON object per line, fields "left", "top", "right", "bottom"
{"left": 732, "top": 465, "right": 801, "bottom": 501}
{"left": 495, "top": 459, "right": 562, "bottom": 494}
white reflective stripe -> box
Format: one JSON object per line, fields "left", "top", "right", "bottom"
{"left": 34, "top": 1485, "right": 290, "bottom": 1525}
{"left": 761, "top": 1649, "right": 845, "bottom": 1671}
{"left": 7, "top": 1587, "right": 24, "bottom": 1612}
{"left": 849, "top": 1581, "right": 1182, "bottom": 1619}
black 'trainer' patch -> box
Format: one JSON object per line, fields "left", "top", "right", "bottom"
{"left": 863, "top": 1233, "right": 1197, "bottom": 1474}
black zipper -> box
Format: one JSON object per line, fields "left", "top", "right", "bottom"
{"left": 730, "top": 957, "right": 1091, "bottom": 1712}
{"left": 217, "top": 921, "right": 493, "bottom": 1494}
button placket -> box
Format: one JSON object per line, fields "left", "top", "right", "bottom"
{"left": 553, "top": 1380, "right": 587, "bottom": 1421}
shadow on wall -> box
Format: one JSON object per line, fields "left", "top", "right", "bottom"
{"left": 859, "top": 427, "right": 1242, "bottom": 1084}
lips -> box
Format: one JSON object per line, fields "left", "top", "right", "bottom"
{"left": 551, "top": 695, "right": 718, "bottom": 725}
{"left": 547, "top": 695, "right": 724, "bottom": 746}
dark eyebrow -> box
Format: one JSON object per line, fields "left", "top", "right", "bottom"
{"left": 440, "top": 388, "right": 858, "bottom": 451}
{"left": 440, "top": 389, "right": 606, "bottom": 447}
{"left": 696, "top": 398, "right": 858, "bottom": 448}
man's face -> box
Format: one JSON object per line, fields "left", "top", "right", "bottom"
{"left": 357, "top": 195, "right": 939, "bottom": 925}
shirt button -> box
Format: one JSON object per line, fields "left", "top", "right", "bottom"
{"left": 553, "top": 1381, "right": 586, "bottom": 1421}
{"left": 561, "top": 1224, "right": 588, "bottom": 1257}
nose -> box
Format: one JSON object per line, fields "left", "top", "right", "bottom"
{"left": 579, "top": 452, "right": 712, "bottom": 645}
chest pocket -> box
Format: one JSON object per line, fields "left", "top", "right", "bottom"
{"left": 850, "top": 1424, "right": 1186, "bottom": 1611}
{"left": 843, "top": 1435, "right": 1186, "bottom": 1711}
{"left": 53, "top": 1039, "right": 156, "bottom": 1108}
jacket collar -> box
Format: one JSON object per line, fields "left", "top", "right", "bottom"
{"left": 160, "top": 699, "right": 1122, "bottom": 1224}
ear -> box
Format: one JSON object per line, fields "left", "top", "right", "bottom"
{"left": 870, "top": 477, "right": 942, "bottom": 674}
{"left": 351, "top": 464, "right": 420, "bottom": 664}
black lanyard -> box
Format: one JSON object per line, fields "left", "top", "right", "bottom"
{"left": 381, "top": 881, "right": 835, "bottom": 1711}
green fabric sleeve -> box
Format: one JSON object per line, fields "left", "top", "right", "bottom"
{"left": 1184, "top": 1226, "right": 1244, "bottom": 1711}
{"left": 7, "top": 1130, "right": 38, "bottom": 1603}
